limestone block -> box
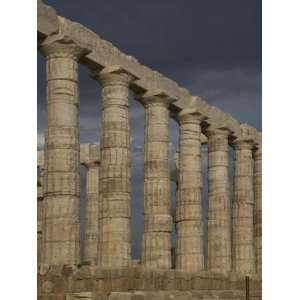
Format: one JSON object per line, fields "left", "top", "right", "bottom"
{"left": 71, "top": 292, "right": 94, "bottom": 299}
{"left": 37, "top": 0, "right": 59, "bottom": 39}
{"left": 108, "top": 292, "right": 132, "bottom": 300}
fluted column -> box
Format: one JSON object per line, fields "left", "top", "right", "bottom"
{"left": 207, "top": 127, "right": 232, "bottom": 274}
{"left": 175, "top": 111, "right": 204, "bottom": 272}
{"left": 40, "top": 39, "right": 87, "bottom": 265}
{"left": 37, "top": 167, "right": 44, "bottom": 264}
{"left": 83, "top": 144, "right": 100, "bottom": 264}
{"left": 37, "top": 184, "right": 43, "bottom": 264}
{"left": 253, "top": 144, "right": 262, "bottom": 275}
{"left": 93, "top": 66, "right": 137, "bottom": 268}
{"left": 37, "top": 150, "right": 44, "bottom": 265}
{"left": 232, "top": 139, "right": 255, "bottom": 275}
{"left": 140, "top": 91, "right": 175, "bottom": 269}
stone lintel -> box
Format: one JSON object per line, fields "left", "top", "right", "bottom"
{"left": 37, "top": 0, "right": 59, "bottom": 41}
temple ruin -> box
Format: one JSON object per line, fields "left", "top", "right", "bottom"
{"left": 37, "top": 1, "right": 262, "bottom": 299}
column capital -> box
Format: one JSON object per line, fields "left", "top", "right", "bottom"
{"left": 205, "top": 125, "right": 230, "bottom": 138}
{"left": 83, "top": 161, "right": 100, "bottom": 169}
{"left": 174, "top": 107, "right": 206, "bottom": 124}
{"left": 91, "top": 65, "right": 138, "bottom": 86}
{"left": 40, "top": 37, "right": 89, "bottom": 60}
{"left": 138, "top": 89, "right": 177, "bottom": 108}
{"left": 253, "top": 145, "right": 262, "bottom": 159}
{"left": 232, "top": 138, "right": 254, "bottom": 150}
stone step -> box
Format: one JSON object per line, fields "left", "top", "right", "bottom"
{"left": 106, "top": 290, "right": 262, "bottom": 300}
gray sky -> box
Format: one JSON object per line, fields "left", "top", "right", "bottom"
{"left": 38, "top": 0, "right": 261, "bottom": 259}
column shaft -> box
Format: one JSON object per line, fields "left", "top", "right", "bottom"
{"left": 232, "top": 140, "right": 255, "bottom": 275}
{"left": 37, "top": 151, "right": 44, "bottom": 264}
{"left": 84, "top": 162, "right": 100, "bottom": 264}
{"left": 207, "top": 129, "right": 231, "bottom": 273}
{"left": 254, "top": 146, "right": 262, "bottom": 275}
{"left": 95, "top": 68, "right": 135, "bottom": 268}
{"left": 37, "top": 176, "right": 43, "bottom": 264}
{"left": 175, "top": 113, "right": 204, "bottom": 272}
{"left": 141, "top": 96, "right": 173, "bottom": 269}
{"left": 41, "top": 41, "right": 85, "bottom": 265}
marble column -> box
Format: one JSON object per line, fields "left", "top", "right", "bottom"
{"left": 93, "top": 66, "right": 137, "bottom": 268}
{"left": 253, "top": 144, "right": 262, "bottom": 275}
{"left": 140, "top": 91, "right": 175, "bottom": 269}
{"left": 37, "top": 168, "right": 44, "bottom": 264}
{"left": 40, "top": 39, "right": 87, "bottom": 265}
{"left": 175, "top": 111, "right": 204, "bottom": 272}
{"left": 83, "top": 144, "right": 100, "bottom": 265}
{"left": 232, "top": 139, "right": 255, "bottom": 275}
{"left": 37, "top": 150, "right": 44, "bottom": 265}
{"left": 207, "top": 127, "right": 232, "bottom": 274}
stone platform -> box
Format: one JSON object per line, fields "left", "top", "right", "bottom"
{"left": 38, "top": 265, "right": 261, "bottom": 300}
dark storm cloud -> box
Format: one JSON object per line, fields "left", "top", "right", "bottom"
{"left": 43, "top": 0, "right": 261, "bottom": 71}
{"left": 38, "top": 0, "right": 261, "bottom": 258}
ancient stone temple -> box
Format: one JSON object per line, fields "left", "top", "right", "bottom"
{"left": 37, "top": 1, "right": 262, "bottom": 299}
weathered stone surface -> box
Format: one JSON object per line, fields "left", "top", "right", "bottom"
{"left": 206, "top": 127, "right": 232, "bottom": 274}
{"left": 81, "top": 144, "right": 100, "bottom": 265}
{"left": 68, "top": 291, "right": 95, "bottom": 299}
{"left": 38, "top": 184, "right": 44, "bottom": 264}
{"left": 37, "top": 265, "right": 262, "bottom": 299}
{"left": 37, "top": 0, "right": 59, "bottom": 39}
{"left": 175, "top": 110, "right": 205, "bottom": 272}
{"left": 38, "top": 150, "right": 45, "bottom": 264}
{"left": 40, "top": 38, "right": 88, "bottom": 265}
{"left": 93, "top": 66, "right": 138, "bottom": 268}
{"left": 253, "top": 144, "right": 262, "bottom": 276}
{"left": 140, "top": 90, "right": 176, "bottom": 269}
{"left": 232, "top": 139, "right": 255, "bottom": 275}
{"left": 109, "top": 292, "right": 132, "bottom": 300}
